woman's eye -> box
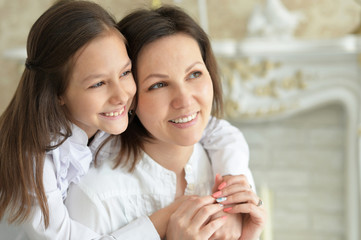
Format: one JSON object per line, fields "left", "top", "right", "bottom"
{"left": 89, "top": 81, "right": 105, "bottom": 88}
{"left": 149, "top": 82, "right": 166, "bottom": 90}
{"left": 189, "top": 71, "right": 202, "bottom": 79}
{"left": 121, "top": 70, "right": 132, "bottom": 77}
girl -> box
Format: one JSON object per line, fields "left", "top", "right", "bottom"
{"left": 66, "top": 5, "right": 266, "bottom": 240}
{"left": 0, "top": 1, "right": 255, "bottom": 239}
{"left": 0, "top": 1, "right": 136, "bottom": 239}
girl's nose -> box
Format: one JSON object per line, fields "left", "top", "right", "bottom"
{"left": 109, "top": 82, "right": 128, "bottom": 105}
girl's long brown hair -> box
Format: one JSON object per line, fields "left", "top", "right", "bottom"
{"left": 113, "top": 6, "right": 224, "bottom": 171}
{"left": 0, "top": 0, "right": 118, "bottom": 228}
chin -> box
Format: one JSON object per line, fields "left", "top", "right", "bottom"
{"left": 107, "top": 124, "right": 128, "bottom": 135}
{"left": 176, "top": 135, "right": 202, "bottom": 147}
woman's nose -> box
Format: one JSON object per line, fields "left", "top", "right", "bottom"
{"left": 171, "top": 86, "right": 192, "bottom": 109}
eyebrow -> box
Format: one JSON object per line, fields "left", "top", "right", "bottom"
{"left": 185, "top": 61, "right": 203, "bottom": 73}
{"left": 141, "top": 61, "right": 204, "bottom": 83}
{"left": 81, "top": 60, "right": 131, "bottom": 83}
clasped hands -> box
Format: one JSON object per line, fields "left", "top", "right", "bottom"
{"left": 166, "top": 174, "right": 266, "bottom": 240}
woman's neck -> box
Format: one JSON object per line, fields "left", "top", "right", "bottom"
{"left": 142, "top": 141, "right": 194, "bottom": 174}
{"left": 143, "top": 141, "right": 194, "bottom": 197}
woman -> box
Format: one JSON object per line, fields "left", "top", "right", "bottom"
{"left": 66, "top": 5, "right": 266, "bottom": 240}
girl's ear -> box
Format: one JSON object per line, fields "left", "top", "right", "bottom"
{"left": 58, "top": 96, "right": 65, "bottom": 106}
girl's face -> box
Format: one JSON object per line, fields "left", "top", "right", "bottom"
{"left": 60, "top": 31, "right": 136, "bottom": 138}
{"left": 136, "top": 33, "right": 213, "bottom": 147}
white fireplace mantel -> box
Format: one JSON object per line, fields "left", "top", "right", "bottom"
{"left": 213, "top": 35, "right": 361, "bottom": 240}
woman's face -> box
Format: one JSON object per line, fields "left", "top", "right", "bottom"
{"left": 136, "top": 33, "right": 213, "bottom": 147}
{"left": 60, "top": 31, "right": 136, "bottom": 138}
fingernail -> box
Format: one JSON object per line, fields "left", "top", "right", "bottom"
{"left": 212, "top": 191, "right": 222, "bottom": 198}
{"left": 218, "top": 182, "right": 227, "bottom": 190}
{"left": 221, "top": 215, "right": 228, "bottom": 220}
{"left": 223, "top": 207, "right": 232, "bottom": 212}
{"left": 216, "top": 197, "right": 227, "bottom": 203}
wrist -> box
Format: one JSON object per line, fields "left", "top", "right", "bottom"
{"left": 149, "top": 204, "right": 175, "bottom": 238}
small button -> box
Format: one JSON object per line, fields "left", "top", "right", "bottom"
{"left": 185, "top": 164, "right": 192, "bottom": 173}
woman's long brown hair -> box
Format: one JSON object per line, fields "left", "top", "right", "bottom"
{"left": 0, "top": 0, "right": 118, "bottom": 228}
{"left": 113, "top": 6, "right": 224, "bottom": 171}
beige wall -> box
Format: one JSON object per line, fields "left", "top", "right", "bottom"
{"left": 0, "top": 0, "right": 360, "bottom": 113}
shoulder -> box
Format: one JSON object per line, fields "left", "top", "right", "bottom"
{"left": 46, "top": 127, "right": 93, "bottom": 199}
{"left": 72, "top": 159, "right": 126, "bottom": 198}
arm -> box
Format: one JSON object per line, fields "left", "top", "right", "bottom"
{"left": 213, "top": 175, "right": 267, "bottom": 240}
{"left": 200, "top": 116, "right": 255, "bottom": 190}
{"left": 22, "top": 157, "right": 159, "bottom": 240}
{"left": 200, "top": 117, "right": 260, "bottom": 239}
{"left": 66, "top": 178, "right": 195, "bottom": 240}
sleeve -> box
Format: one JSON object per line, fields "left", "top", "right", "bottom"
{"left": 65, "top": 178, "right": 160, "bottom": 240}
{"left": 199, "top": 117, "right": 256, "bottom": 190}
{"left": 103, "top": 217, "right": 159, "bottom": 240}
{"left": 22, "top": 157, "right": 159, "bottom": 240}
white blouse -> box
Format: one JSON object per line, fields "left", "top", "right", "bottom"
{"left": 65, "top": 143, "right": 213, "bottom": 237}
{"left": 3, "top": 117, "right": 252, "bottom": 240}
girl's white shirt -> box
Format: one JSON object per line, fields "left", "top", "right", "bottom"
{"left": 65, "top": 142, "right": 213, "bottom": 237}
{"left": 4, "top": 117, "right": 253, "bottom": 240}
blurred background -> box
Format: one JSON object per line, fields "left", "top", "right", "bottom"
{"left": 1, "top": 0, "right": 361, "bottom": 239}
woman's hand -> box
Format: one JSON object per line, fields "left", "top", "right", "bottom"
{"left": 208, "top": 209, "right": 242, "bottom": 240}
{"left": 212, "top": 174, "right": 266, "bottom": 240}
{"left": 149, "top": 195, "right": 194, "bottom": 238}
{"left": 166, "top": 195, "right": 227, "bottom": 240}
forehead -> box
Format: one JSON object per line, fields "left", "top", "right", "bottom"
{"left": 68, "top": 31, "right": 128, "bottom": 81}
{"left": 137, "top": 33, "right": 202, "bottom": 67}
{"left": 73, "top": 30, "right": 125, "bottom": 62}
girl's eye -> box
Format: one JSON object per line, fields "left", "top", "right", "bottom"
{"left": 89, "top": 81, "right": 105, "bottom": 88}
{"left": 149, "top": 82, "right": 167, "bottom": 90}
{"left": 121, "top": 70, "right": 132, "bottom": 77}
{"left": 189, "top": 71, "right": 202, "bottom": 79}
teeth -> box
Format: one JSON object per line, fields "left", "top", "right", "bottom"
{"left": 171, "top": 113, "right": 197, "bottom": 124}
{"left": 104, "top": 108, "right": 124, "bottom": 117}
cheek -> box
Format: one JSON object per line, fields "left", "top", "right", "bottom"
{"left": 72, "top": 99, "right": 94, "bottom": 117}
{"left": 136, "top": 95, "right": 153, "bottom": 122}
{"left": 67, "top": 92, "right": 97, "bottom": 115}
{"left": 125, "top": 80, "right": 137, "bottom": 108}
{"left": 136, "top": 93, "right": 166, "bottom": 127}
{"left": 128, "top": 78, "right": 137, "bottom": 97}
{"left": 199, "top": 78, "right": 214, "bottom": 106}
{"left": 119, "top": 78, "right": 137, "bottom": 101}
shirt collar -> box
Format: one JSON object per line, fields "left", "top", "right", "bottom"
{"left": 70, "top": 124, "right": 89, "bottom": 146}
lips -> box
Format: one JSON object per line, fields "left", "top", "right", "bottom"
{"left": 102, "top": 107, "right": 124, "bottom": 117}
{"left": 169, "top": 112, "right": 198, "bottom": 124}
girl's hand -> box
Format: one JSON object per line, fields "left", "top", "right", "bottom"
{"left": 166, "top": 195, "right": 227, "bottom": 240}
{"left": 212, "top": 174, "right": 266, "bottom": 240}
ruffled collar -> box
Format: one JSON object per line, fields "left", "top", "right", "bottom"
{"left": 49, "top": 124, "right": 109, "bottom": 199}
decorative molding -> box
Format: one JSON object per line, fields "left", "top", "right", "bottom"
{"left": 214, "top": 35, "right": 361, "bottom": 240}
{"left": 246, "top": 0, "right": 304, "bottom": 40}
